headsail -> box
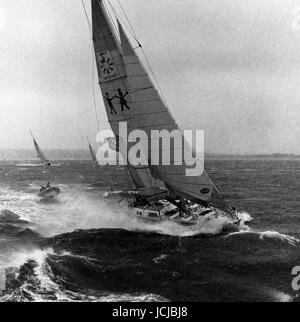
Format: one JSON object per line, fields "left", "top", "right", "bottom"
{"left": 30, "top": 131, "right": 51, "bottom": 167}
{"left": 91, "top": 0, "right": 230, "bottom": 210}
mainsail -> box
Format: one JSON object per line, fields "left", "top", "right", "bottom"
{"left": 91, "top": 0, "right": 230, "bottom": 210}
{"left": 30, "top": 131, "right": 51, "bottom": 167}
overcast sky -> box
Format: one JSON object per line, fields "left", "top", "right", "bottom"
{"left": 0, "top": 0, "right": 300, "bottom": 154}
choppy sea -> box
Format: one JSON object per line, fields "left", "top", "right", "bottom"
{"left": 0, "top": 158, "right": 299, "bottom": 302}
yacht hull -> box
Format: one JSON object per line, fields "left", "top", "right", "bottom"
{"left": 128, "top": 199, "right": 240, "bottom": 229}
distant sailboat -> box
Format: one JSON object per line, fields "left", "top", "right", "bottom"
{"left": 1, "top": 152, "right": 6, "bottom": 161}
{"left": 87, "top": 138, "right": 99, "bottom": 168}
{"left": 30, "top": 131, "right": 51, "bottom": 167}
{"left": 90, "top": 0, "right": 240, "bottom": 228}
{"left": 0, "top": 152, "right": 6, "bottom": 171}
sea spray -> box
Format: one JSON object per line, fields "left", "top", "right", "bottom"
{"left": 44, "top": 188, "right": 247, "bottom": 237}
{"left": 31, "top": 185, "right": 239, "bottom": 237}
{"left": 2, "top": 182, "right": 252, "bottom": 239}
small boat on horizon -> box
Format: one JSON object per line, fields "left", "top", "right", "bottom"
{"left": 15, "top": 131, "right": 60, "bottom": 167}
{"left": 87, "top": 137, "right": 100, "bottom": 168}
{"left": 30, "top": 130, "right": 52, "bottom": 167}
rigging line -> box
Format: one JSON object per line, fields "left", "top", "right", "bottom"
{"left": 29, "top": 130, "right": 35, "bottom": 140}
{"left": 116, "top": 0, "right": 139, "bottom": 42}
{"left": 103, "top": 0, "right": 121, "bottom": 42}
{"left": 107, "top": 0, "right": 140, "bottom": 46}
{"left": 208, "top": 177, "right": 230, "bottom": 209}
{"left": 80, "top": 0, "right": 100, "bottom": 132}
{"left": 92, "top": 47, "right": 101, "bottom": 132}
{"left": 140, "top": 47, "right": 169, "bottom": 108}
{"left": 81, "top": 0, "right": 92, "bottom": 36}
{"left": 116, "top": 0, "right": 169, "bottom": 108}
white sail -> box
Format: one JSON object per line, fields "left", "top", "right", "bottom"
{"left": 89, "top": 143, "right": 97, "bottom": 163}
{"left": 30, "top": 132, "right": 51, "bottom": 166}
{"left": 87, "top": 139, "right": 99, "bottom": 167}
{"left": 92, "top": 0, "right": 229, "bottom": 209}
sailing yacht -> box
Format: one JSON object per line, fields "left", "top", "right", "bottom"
{"left": 0, "top": 152, "right": 6, "bottom": 171}
{"left": 1, "top": 152, "right": 6, "bottom": 161}
{"left": 30, "top": 131, "right": 51, "bottom": 167}
{"left": 87, "top": 138, "right": 99, "bottom": 168}
{"left": 91, "top": 0, "right": 240, "bottom": 228}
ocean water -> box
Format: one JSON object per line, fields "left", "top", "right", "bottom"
{"left": 0, "top": 159, "right": 299, "bottom": 302}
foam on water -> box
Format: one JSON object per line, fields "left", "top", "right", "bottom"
{"left": 1, "top": 183, "right": 253, "bottom": 238}
{"left": 226, "top": 230, "right": 299, "bottom": 246}
{"left": 147, "top": 216, "right": 237, "bottom": 237}
{"left": 1, "top": 159, "right": 299, "bottom": 302}
{"left": 259, "top": 231, "right": 300, "bottom": 246}
{"left": 238, "top": 212, "right": 253, "bottom": 225}
{"left": 1, "top": 247, "right": 168, "bottom": 302}
{"left": 48, "top": 193, "right": 239, "bottom": 237}
{"left": 271, "top": 291, "right": 294, "bottom": 303}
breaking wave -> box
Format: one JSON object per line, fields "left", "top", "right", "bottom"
{"left": 225, "top": 230, "right": 299, "bottom": 246}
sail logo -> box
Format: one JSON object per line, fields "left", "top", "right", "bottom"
{"left": 96, "top": 51, "right": 117, "bottom": 80}
{"left": 96, "top": 123, "right": 205, "bottom": 177}
{"left": 292, "top": 266, "right": 300, "bottom": 291}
